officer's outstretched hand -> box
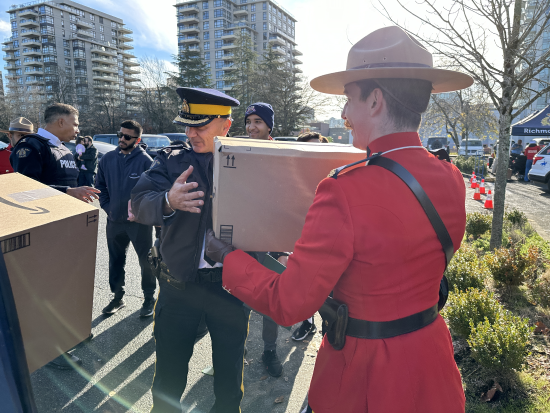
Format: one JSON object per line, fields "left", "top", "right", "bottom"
{"left": 165, "top": 166, "right": 204, "bottom": 214}
{"left": 67, "top": 186, "right": 101, "bottom": 203}
{"left": 205, "top": 230, "right": 236, "bottom": 263}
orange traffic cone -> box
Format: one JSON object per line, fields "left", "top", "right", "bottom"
{"left": 480, "top": 179, "right": 486, "bottom": 194}
{"left": 473, "top": 185, "right": 481, "bottom": 200}
{"left": 471, "top": 175, "right": 478, "bottom": 189}
{"left": 484, "top": 190, "right": 493, "bottom": 209}
{"left": 470, "top": 172, "right": 475, "bottom": 183}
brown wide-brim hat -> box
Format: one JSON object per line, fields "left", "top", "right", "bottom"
{"left": 0, "top": 117, "right": 34, "bottom": 135}
{"left": 310, "top": 26, "right": 473, "bottom": 95}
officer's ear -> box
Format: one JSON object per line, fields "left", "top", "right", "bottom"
{"left": 222, "top": 118, "right": 232, "bottom": 135}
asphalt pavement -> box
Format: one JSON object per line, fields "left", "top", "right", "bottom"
{"left": 30, "top": 201, "right": 320, "bottom": 413}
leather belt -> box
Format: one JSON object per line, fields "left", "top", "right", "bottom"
{"left": 158, "top": 262, "right": 186, "bottom": 290}
{"left": 346, "top": 304, "right": 439, "bottom": 339}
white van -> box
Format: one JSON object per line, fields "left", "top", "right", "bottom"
{"left": 458, "top": 139, "right": 484, "bottom": 156}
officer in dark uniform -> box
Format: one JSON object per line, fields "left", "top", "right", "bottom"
{"left": 130, "top": 88, "right": 248, "bottom": 413}
{"left": 10, "top": 103, "right": 100, "bottom": 203}
{"left": 9, "top": 103, "right": 100, "bottom": 369}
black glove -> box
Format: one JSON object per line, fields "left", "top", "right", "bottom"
{"left": 205, "top": 229, "right": 236, "bottom": 263}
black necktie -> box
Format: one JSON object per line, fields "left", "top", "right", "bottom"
{"left": 203, "top": 156, "right": 217, "bottom": 267}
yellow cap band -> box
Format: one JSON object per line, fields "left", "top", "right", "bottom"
{"left": 188, "top": 103, "right": 232, "bottom": 116}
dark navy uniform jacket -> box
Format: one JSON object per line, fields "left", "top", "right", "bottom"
{"left": 95, "top": 143, "right": 153, "bottom": 223}
{"left": 131, "top": 144, "right": 213, "bottom": 283}
{"left": 10, "top": 134, "right": 79, "bottom": 192}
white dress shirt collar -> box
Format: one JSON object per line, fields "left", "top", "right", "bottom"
{"left": 37, "top": 128, "right": 62, "bottom": 147}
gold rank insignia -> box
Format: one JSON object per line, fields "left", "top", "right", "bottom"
{"left": 181, "top": 99, "right": 190, "bottom": 114}
{"left": 327, "top": 168, "right": 337, "bottom": 178}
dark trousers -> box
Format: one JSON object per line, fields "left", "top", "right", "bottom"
{"left": 78, "top": 170, "right": 95, "bottom": 187}
{"left": 151, "top": 279, "right": 250, "bottom": 413}
{"left": 106, "top": 220, "right": 156, "bottom": 300}
{"left": 262, "top": 315, "right": 278, "bottom": 352}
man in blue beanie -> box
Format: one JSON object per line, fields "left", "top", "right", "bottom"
{"left": 244, "top": 102, "right": 274, "bottom": 140}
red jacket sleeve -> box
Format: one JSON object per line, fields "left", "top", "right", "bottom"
{"left": 223, "top": 177, "right": 354, "bottom": 326}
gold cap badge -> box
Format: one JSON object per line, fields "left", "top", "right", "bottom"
{"left": 181, "top": 99, "right": 190, "bottom": 114}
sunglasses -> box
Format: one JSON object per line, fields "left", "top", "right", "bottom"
{"left": 117, "top": 131, "right": 139, "bottom": 141}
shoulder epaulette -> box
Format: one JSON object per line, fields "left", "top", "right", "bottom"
{"left": 328, "top": 153, "right": 382, "bottom": 179}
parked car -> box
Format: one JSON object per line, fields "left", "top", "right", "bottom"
{"left": 528, "top": 144, "right": 550, "bottom": 192}
{"left": 458, "top": 139, "right": 484, "bottom": 156}
{"left": 160, "top": 133, "right": 188, "bottom": 144}
{"left": 533, "top": 138, "right": 550, "bottom": 148}
{"left": 426, "top": 137, "right": 449, "bottom": 151}
{"left": 92, "top": 134, "right": 171, "bottom": 158}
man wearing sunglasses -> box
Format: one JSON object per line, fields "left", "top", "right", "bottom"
{"left": 95, "top": 120, "right": 157, "bottom": 317}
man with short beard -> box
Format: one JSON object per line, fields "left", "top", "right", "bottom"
{"left": 95, "top": 120, "right": 156, "bottom": 317}
{"left": 77, "top": 136, "right": 98, "bottom": 187}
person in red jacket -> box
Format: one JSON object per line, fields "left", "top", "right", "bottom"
{"left": 0, "top": 117, "right": 35, "bottom": 174}
{"left": 202, "top": 26, "right": 473, "bottom": 412}
{"left": 524, "top": 140, "right": 542, "bottom": 182}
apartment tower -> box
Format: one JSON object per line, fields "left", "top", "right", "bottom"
{"left": 2, "top": 0, "right": 140, "bottom": 113}
{"left": 175, "top": 0, "right": 302, "bottom": 92}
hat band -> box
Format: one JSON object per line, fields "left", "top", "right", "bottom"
{"left": 351, "top": 62, "right": 431, "bottom": 70}
{"left": 9, "top": 127, "right": 32, "bottom": 132}
{"left": 188, "top": 103, "right": 231, "bottom": 116}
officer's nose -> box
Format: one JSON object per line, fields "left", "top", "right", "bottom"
{"left": 341, "top": 102, "right": 348, "bottom": 120}
{"left": 186, "top": 127, "right": 198, "bottom": 138}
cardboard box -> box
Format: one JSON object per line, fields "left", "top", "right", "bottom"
{"left": 213, "top": 137, "right": 366, "bottom": 252}
{"left": 0, "top": 173, "right": 98, "bottom": 373}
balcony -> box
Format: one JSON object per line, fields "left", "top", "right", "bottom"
{"left": 93, "top": 83, "right": 119, "bottom": 91}
{"left": 292, "top": 57, "right": 302, "bottom": 64}
{"left": 90, "top": 46, "right": 117, "bottom": 56}
{"left": 119, "top": 34, "right": 133, "bottom": 42}
{"left": 93, "top": 74, "right": 118, "bottom": 82}
{"left": 75, "top": 19, "right": 93, "bottom": 29}
{"left": 125, "top": 82, "right": 140, "bottom": 89}
{"left": 92, "top": 64, "right": 117, "bottom": 74}
{"left": 180, "top": 25, "right": 200, "bottom": 34}
{"left": 234, "top": 8, "right": 249, "bottom": 17}
{"left": 122, "top": 57, "right": 139, "bottom": 66}
{"left": 21, "top": 38, "right": 42, "bottom": 47}
{"left": 223, "top": 64, "right": 236, "bottom": 71}
{"left": 178, "top": 4, "right": 200, "bottom": 14}
{"left": 222, "top": 32, "right": 236, "bottom": 40}
{"left": 123, "top": 66, "right": 140, "bottom": 74}
{"left": 180, "top": 36, "right": 200, "bottom": 44}
{"left": 179, "top": 15, "right": 199, "bottom": 24}
{"left": 5, "top": 73, "right": 19, "bottom": 80}
{"left": 20, "top": 19, "right": 39, "bottom": 28}
{"left": 119, "top": 50, "right": 136, "bottom": 58}
{"left": 4, "top": 64, "right": 16, "bottom": 70}
{"left": 222, "top": 43, "right": 237, "bottom": 50}
{"left": 91, "top": 55, "right": 117, "bottom": 64}
{"left": 26, "top": 77, "right": 44, "bottom": 85}
{"left": 23, "top": 49, "right": 41, "bottom": 56}
{"left": 2, "top": 44, "right": 16, "bottom": 51}
{"left": 21, "top": 29, "right": 40, "bottom": 37}
{"left": 76, "top": 29, "right": 93, "bottom": 38}
{"left": 123, "top": 74, "right": 139, "bottom": 82}
{"left": 118, "top": 26, "right": 133, "bottom": 34}
{"left": 19, "top": 9, "right": 38, "bottom": 18}
{"left": 292, "top": 48, "right": 303, "bottom": 56}
{"left": 272, "top": 47, "right": 286, "bottom": 56}
{"left": 118, "top": 42, "right": 134, "bottom": 50}
{"left": 23, "top": 59, "right": 43, "bottom": 66}
{"left": 3, "top": 55, "right": 16, "bottom": 61}
{"left": 222, "top": 53, "right": 234, "bottom": 60}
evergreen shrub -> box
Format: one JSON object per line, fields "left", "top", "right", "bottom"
{"left": 444, "top": 244, "right": 488, "bottom": 292}
{"left": 465, "top": 212, "right": 492, "bottom": 240}
{"left": 485, "top": 244, "right": 539, "bottom": 287}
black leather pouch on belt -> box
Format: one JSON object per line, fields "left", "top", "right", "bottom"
{"left": 318, "top": 296, "right": 348, "bottom": 351}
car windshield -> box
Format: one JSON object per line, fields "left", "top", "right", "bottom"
{"left": 141, "top": 137, "right": 171, "bottom": 148}
{"left": 460, "top": 140, "right": 482, "bottom": 146}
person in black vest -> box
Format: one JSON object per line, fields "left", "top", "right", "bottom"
{"left": 10, "top": 103, "right": 100, "bottom": 203}
{"left": 95, "top": 120, "right": 157, "bottom": 317}
{"left": 9, "top": 103, "right": 100, "bottom": 370}
{"left": 77, "top": 136, "right": 98, "bottom": 187}
{"left": 130, "top": 88, "right": 248, "bottom": 413}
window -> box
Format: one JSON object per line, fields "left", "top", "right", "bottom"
{"left": 64, "top": 48, "right": 70, "bottom": 56}
{"left": 263, "top": 12, "right": 267, "bottom": 20}
{"left": 214, "top": 0, "right": 222, "bottom": 6}
{"left": 215, "top": 40, "right": 223, "bottom": 48}
{"left": 214, "top": 9, "right": 223, "bottom": 18}
{"left": 205, "top": 61, "right": 211, "bottom": 68}
{"left": 63, "top": 39, "right": 69, "bottom": 47}
{"left": 203, "top": 31, "right": 210, "bottom": 39}
{"left": 204, "top": 51, "right": 210, "bottom": 59}
{"left": 43, "top": 46, "right": 56, "bottom": 53}
{"left": 214, "top": 19, "right": 225, "bottom": 28}
{"left": 11, "top": 21, "right": 17, "bottom": 29}
{"left": 216, "top": 70, "right": 224, "bottom": 79}
{"left": 251, "top": 14, "right": 255, "bottom": 22}
{"left": 216, "top": 80, "right": 224, "bottom": 88}
{"left": 263, "top": 2, "right": 267, "bottom": 10}
{"left": 99, "top": 17, "right": 103, "bottom": 24}
{"left": 111, "top": 21, "right": 117, "bottom": 28}
{"left": 70, "top": 23, "right": 77, "bottom": 31}
{"left": 43, "top": 55, "right": 56, "bottom": 63}
{"left": 263, "top": 32, "right": 267, "bottom": 40}
{"left": 215, "top": 60, "right": 224, "bottom": 68}
{"left": 203, "top": 11, "right": 209, "bottom": 19}
{"left": 111, "top": 29, "right": 116, "bottom": 36}
{"left": 90, "top": 14, "right": 95, "bottom": 21}
{"left": 65, "top": 58, "right": 71, "bottom": 66}
{"left": 73, "top": 49, "right": 85, "bottom": 58}
{"left": 263, "top": 22, "right": 267, "bottom": 30}
{"left": 202, "top": 41, "right": 210, "bottom": 50}
{"left": 100, "top": 34, "right": 105, "bottom": 41}
{"left": 215, "top": 50, "right": 223, "bottom": 58}
{"left": 263, "top": 42, "right": 267, "bottom": 49}
{"left": 203, "top": 21, "right": 210, "bottom": 29}
{"left": 12, "top": 31, "right": 18, "bottom": 38}
{"left": 100, "top": 25, "right": 104, "bottom": 32}
{"left": 251, "top": 23, "right": 256, "bottom": 30}
{"left": 203, "top": 1, "right": 209, "bottom": 9}
{"left": 251, "top": 4, "right": 256, "bottom": 11}
{"left": 215, "top": 30, "right": 223, "bottom": 38}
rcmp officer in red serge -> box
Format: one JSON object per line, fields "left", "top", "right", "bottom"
{"left": 205, "top": 26, "right": 473, "bottom": 412}
{"left": 130, "top": 88, "right": 248, "bottom": 413}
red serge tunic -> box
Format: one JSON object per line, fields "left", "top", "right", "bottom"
{"left": 222, "top": 132, "right": 466, "bottom": 412}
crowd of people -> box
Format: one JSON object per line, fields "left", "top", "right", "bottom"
{"left": 1, "top": 26, "right": 483, "bottom": 412}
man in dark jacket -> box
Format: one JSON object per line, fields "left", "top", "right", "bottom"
{"left": 95, "top": 120, "right": 156, "bottom": 317}
{"left": 77, "top": 136, "right": 98, "bottom": 187}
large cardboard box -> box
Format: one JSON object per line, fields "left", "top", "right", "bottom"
{"left": 0, "top": 173, "right": 98, "bottom": 373}
{"left": 213, "top": 137, "right": 366, "bottom": 252}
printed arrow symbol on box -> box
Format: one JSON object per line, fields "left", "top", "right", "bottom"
{"left": 0, "top": 197, "right": 49, "bottom": 214}
{"left": 226, "top": 155, "right": 231, "bottom": 166}
{"left": 231, "top": 155, "right": 235, "bottom": 167}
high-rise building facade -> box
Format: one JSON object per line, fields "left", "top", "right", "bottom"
{"left": 2, "top": 0, "right": 140, "bottom": 112}
{"left": 175, "top": 0, "right": 302, "bottom": 91}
